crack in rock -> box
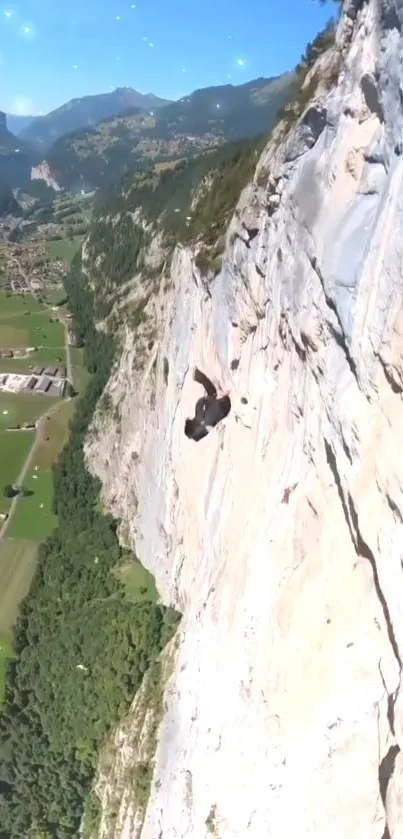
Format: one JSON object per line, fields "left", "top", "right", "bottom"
{"left": 324, "top": 438, "right": 402, "bottom": 670}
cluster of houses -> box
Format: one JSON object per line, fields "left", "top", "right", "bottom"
{"left": 33, "top": 364, "right": 67, "bottom": 378}
{"left": 23, "top": 373, "right": 66, "bottom": 398}
{"left": 0, "top": 369, "right": 66, "bottom": 398}
{"left": 1, "top": 274, "right": 31, "bottom": 294}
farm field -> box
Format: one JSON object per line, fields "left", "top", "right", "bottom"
{"left": 0, "top": 392, "right": 59, "bottom": 427}
{"left": 0, "top": 314, "right": 65, "bottom": 349}
{"left": 0, "top": 291, "right": 65, "bottom": 349}
{"left": 3, "top": 401, "right": 73, "bottom": 542}
{"left": 0, "top": 347, "right": 67, "bottom": 373}
{"left": 35, "top": 401, "right": 75, "bottom": 468}
{"left": 0, "top": 430, "right": 35, "bottom": 513}
{"left": 0, "top": 540, "right": 37, "bottom": 634}
{"left": 8, "top": 468, "right": 57, "bottom": 542}
{"left": 0, "top": 292, "right": 45, "bottom": 315}
{"left": 0, "top": 402, "right": 73, "bottom": 653}
{"left": 0, "top": 540, "right": 38, "bottom": 703}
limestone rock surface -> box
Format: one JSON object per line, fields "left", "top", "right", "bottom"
{"left": 86, "top": 1, "right": 403, "bottom": 836}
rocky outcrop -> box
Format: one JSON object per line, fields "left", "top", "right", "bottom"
{"left": 30, "top": 161, "right": 60, "bottom": 191}
{"left": 85, "top": 0, "right": 403, "bottom": 836}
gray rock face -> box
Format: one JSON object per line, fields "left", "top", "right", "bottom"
{"left": 86, "top": 0, "right": 403, "bottom": 836}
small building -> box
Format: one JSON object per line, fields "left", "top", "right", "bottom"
{"left": 48, "top": 382, "right": 61, "bottom": 397}
{"left": 57, "top": 366, "right": 67, "bottom": 379}
{"left": 44, "top": 367, "right": 57, "bottom": 377}
{"left": 34, "top": 366, "right": 44, "bottom": 376}
{"left": 25, "top": 376, "right": 37, "bottom": 391}
{"left": 1, "top": 350, "right": 13, "bottom": 359}
{"left": 36, "top": 375, "right": 52, "bottom": 393}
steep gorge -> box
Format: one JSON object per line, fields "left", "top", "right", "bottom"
{"left": 84, "top": 0, "right": 403, "bottom": 836}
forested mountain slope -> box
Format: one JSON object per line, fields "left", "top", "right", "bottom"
{"left": 20, "top": 87, "right": 171, "bottom": 151}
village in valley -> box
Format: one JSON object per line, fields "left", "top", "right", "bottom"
{"left": 0, "top": 238, "right": 79, "bottom": 416}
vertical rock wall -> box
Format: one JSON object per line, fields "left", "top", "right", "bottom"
{"left": 86, "top": 1, "right": 403, "bottom": 835}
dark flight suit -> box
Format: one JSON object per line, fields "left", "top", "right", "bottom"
{"left": 185, "top": 368, "right": 231, "bottom": 441}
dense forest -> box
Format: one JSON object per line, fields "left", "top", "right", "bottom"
{"left": 86, "top": 213, "right": 148, "bottom": 318}
{"left": 0, "top": 252, "right": 180, "bottom": 839}
{"left": 93, "top": 134, "right": 267, "bottom": 246}
{"left": 47, "top": 132, "right": 153, "bottom": 192}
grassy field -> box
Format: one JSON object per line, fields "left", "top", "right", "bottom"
{"left": 0, "top": 541, "right": 38, "bottom": 702}
{"left": 48, "top": 238, "right": 81, "bottom": 264}
{"left": 0, "top": 393, "right": 58, "bottom": 427}
{"left": 35, "top": 402, "right": 75, "bottom": 468}
{"left": 6, "top": 401, "right": 74, "bottom": 541}
{"left": 0, "top": 430, "right": 35, "bottom": 513}
{"left": 0, "top": 347, "right": 66, "bottom": 373}
{"left": 8, "top": 468, "right": 57, "bottom": 542}
{"left": 115, "top": 559, "right": 158, "bottom": 604}
{"left": 0, "top": 402, "right": 73, "bottom": 652}
{"left": 0, "top": 314, "right": 64, "bottom": 349}
{"left": 0, "top": 292, "right": 45, "bottom": 315}
{"left": 0, "top": 541, "right": 37, "bottom": 633}
{"left": 0, "top": 324, "right": 30, "bottom": 347}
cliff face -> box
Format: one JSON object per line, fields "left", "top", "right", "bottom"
{"left": 85, "top": 0, "right": 403, "bottom": 836}
{"left": 30, "top": 161, "right": 61, "bottom": 191}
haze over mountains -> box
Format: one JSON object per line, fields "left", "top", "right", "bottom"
{"left": 6, "top": 114, "right": 36, "bottom": 136}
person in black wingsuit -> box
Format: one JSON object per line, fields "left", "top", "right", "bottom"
{"left": 184, "top": 367, "right": 231, "bottom": 442}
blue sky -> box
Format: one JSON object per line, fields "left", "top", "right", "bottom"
{"left": 0, "top": 0, "right": 333, "bottom": 115}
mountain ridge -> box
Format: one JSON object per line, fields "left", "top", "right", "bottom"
{"left": 20, "top": 87, "right": 172, "bottom": 150}
{"left": 43, "top": 73, "right": 294, "bottom": 191}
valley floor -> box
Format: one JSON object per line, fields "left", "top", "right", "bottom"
{"left": 0, "top": 270, "right": 87, "bottom": 702}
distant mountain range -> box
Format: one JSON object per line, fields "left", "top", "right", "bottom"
{"left": 45, "top": 73, "right": 294, "bottom": 191}
{"left": 0, "top": 74, "right": 294, "bottom": 198}
{"left": 19, "top": 87, "right": 171, "bottom": 151}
